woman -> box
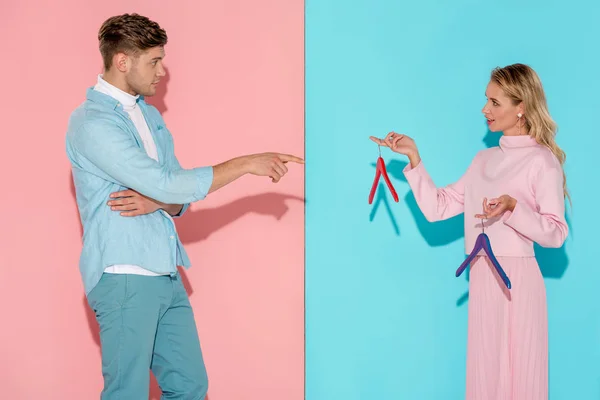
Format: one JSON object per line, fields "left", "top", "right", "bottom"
{"left": 370, "top": 63, "right": 568, "bottom": 399}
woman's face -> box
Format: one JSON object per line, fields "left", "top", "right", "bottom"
{"left": 482, "top": 81, "right": 523, "bottom": 135}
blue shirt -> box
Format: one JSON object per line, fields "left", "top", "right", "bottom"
{"left": 66, "top": 88, "right": 213, "bottom": 295}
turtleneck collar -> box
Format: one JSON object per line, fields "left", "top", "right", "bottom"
{"left": 93, "top": 74, "right": 139, "bottom": 112}
{"left": 499, "top": 134, "right": 538, "bottom": 150}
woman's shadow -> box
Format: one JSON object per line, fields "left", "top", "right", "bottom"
{"left": 459, "top": 130, "right": 571, "bottom": 306}
{"left": 370, "top": 159, "right": 464, "bottom": 245}
{"left": 372, "top": 129, "right": 571, "bottom": 308}
{"left": 71, "top": 66, "right": 304, "bottom": 399}
{"left": 481, "top": 129, "right": 571, "bottom": 276}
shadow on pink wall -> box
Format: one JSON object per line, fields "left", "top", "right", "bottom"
{"left": 75, "top": 190, "right": 302, "bottom": 398}
{"left": 68, "top": 66, "right": 303, "bottom": 398}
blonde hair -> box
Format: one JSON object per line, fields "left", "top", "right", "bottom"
{"left": 491, "top": 63, "right": 569, "bottom": 203}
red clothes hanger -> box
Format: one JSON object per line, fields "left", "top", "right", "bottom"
{"left": 369, "top": 145, "right": 399, "bottom": 204}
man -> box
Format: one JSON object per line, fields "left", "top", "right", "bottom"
{"left": 66, "top": 13, "right": 303, "bottom": 400}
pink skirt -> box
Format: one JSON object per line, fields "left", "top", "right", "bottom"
{"left": 465, "top": 255, "right": 547, "bottom": 400}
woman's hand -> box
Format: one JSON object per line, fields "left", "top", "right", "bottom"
{"left": 369, "top": 132, "right": 421, "bottom": 167}
{"left": 474, "top": 195, "right": 517, "bottom": 219}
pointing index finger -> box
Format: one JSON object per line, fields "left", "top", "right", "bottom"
{"left": 278, "top": 154, "right": 305, "bottom": 164}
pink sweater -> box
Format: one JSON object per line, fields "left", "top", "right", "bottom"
{"left": 403, "top": 135, "right": 568, "bottom": 257}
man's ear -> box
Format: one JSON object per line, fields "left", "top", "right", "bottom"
{"left": 114, "top": 52, "right": 130, "bottom": 73}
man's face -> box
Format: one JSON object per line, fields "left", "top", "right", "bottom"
{"left": 125, "top": 46, "right": 166, "bottom": 97}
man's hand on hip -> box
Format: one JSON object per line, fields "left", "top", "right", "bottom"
{"left": 108, "top": 189, "right": 181, "bottom": 217}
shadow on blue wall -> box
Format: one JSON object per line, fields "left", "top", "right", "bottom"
{"left": 369, "top": 180, "right": 401, "bottom": 236}
{"left": 482, "top": 129, "right": 571, "bottom": 283}
{"left": 369, "top": 128, "right": 570, "bottom": 308}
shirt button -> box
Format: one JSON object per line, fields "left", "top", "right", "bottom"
{"left": 170, "top": 236, "right": 175, "bottom": 239}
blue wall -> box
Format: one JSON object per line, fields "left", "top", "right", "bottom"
{"left": 305, "top": 1, "right": 600, "bottom": 398}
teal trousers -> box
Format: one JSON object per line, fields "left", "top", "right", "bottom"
{"left": 87, "top": 273, "right": 208, "bottom": 400}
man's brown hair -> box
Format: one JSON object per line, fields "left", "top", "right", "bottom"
{"left": 98, "top": 13, "right": 168, "bottom": 70}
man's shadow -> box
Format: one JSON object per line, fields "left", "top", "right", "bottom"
{"left": 72, "top": 66, "right": 302, "bottom": 398}
{"left": 72, "top": 176, "right": 303, "bottom": 398}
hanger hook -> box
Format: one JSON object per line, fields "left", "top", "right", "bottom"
{"left": 481, "top": 217, "right": 485, "bottom": 233}
{"left": 378, "top": 144, "right": 381, "bottom": 157}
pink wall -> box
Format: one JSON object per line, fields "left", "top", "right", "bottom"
{"left": 0, "top": 1, "right": 304, "bottom": 399}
